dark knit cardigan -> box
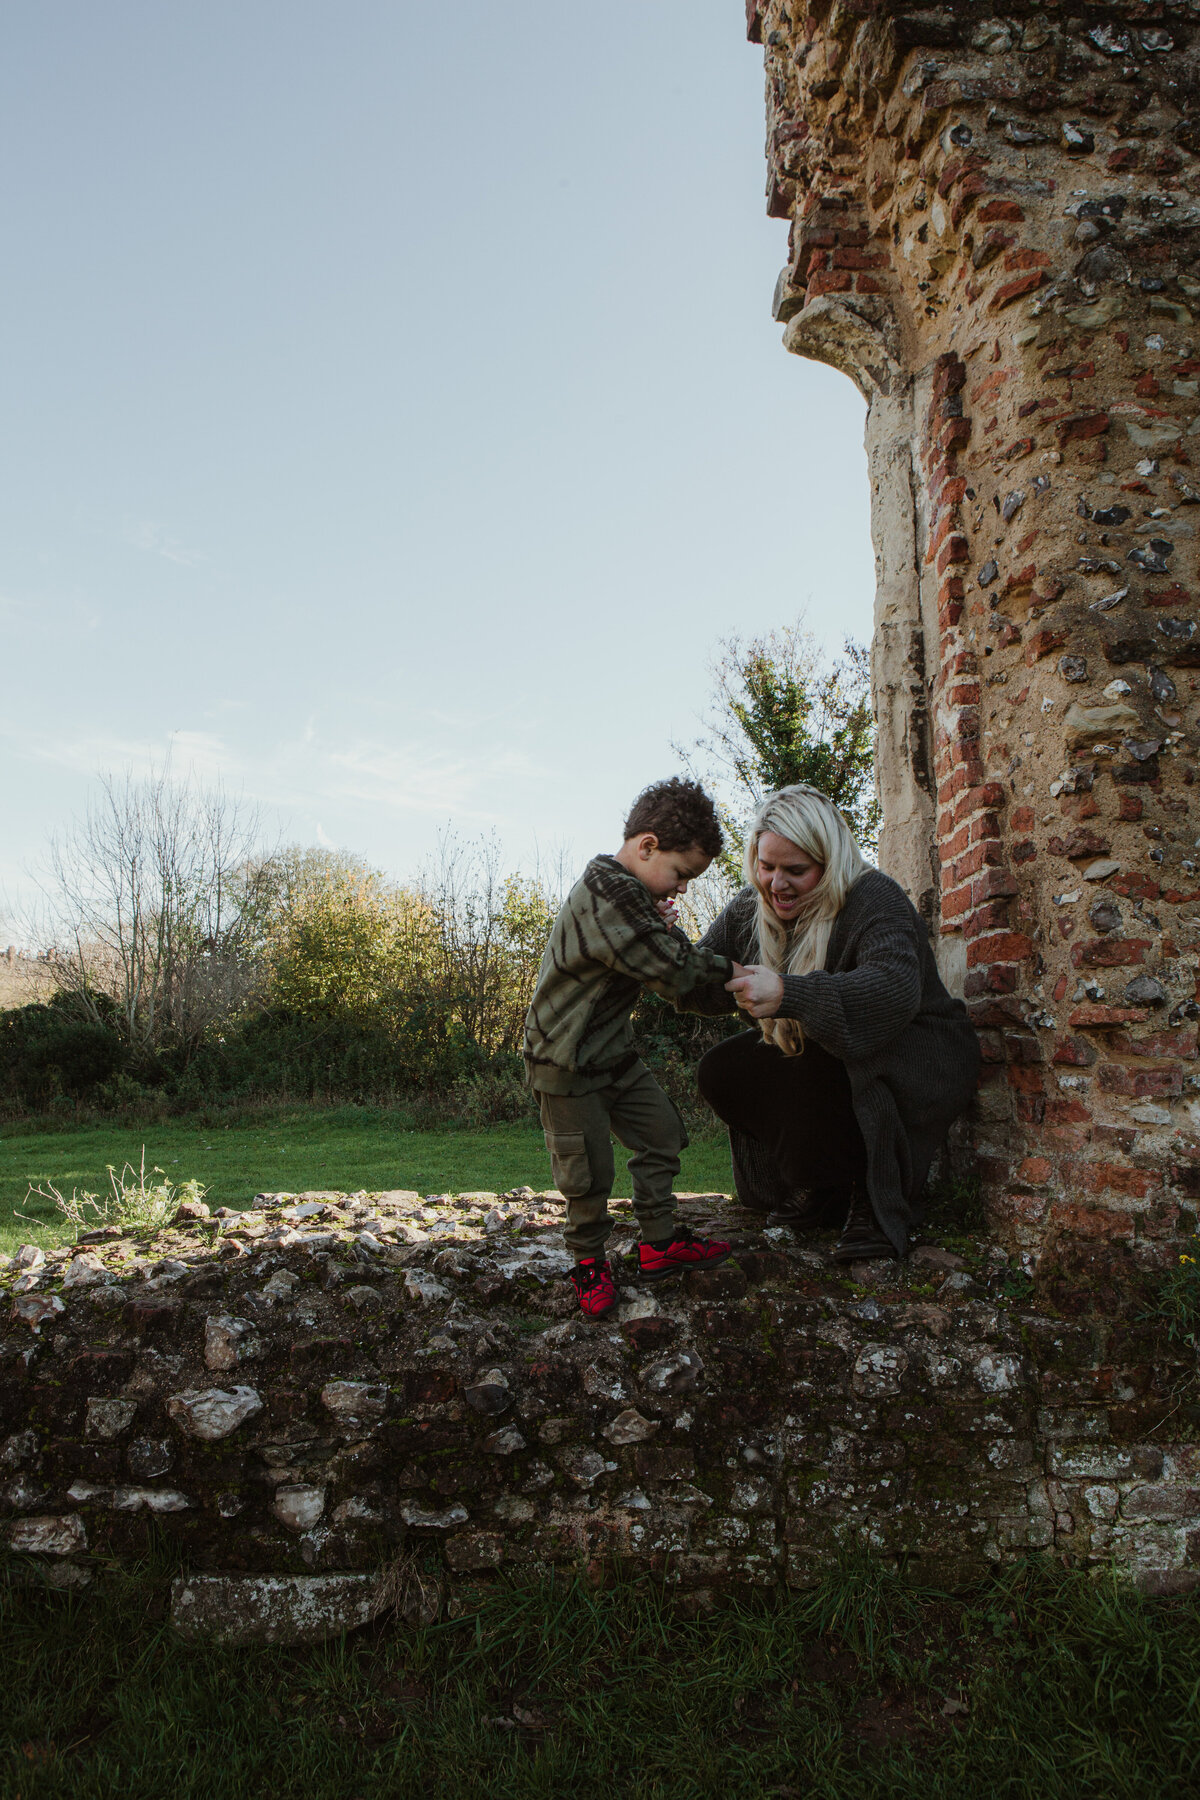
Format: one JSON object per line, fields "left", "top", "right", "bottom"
{"left": 691, "top": 870, "right": 980, "bottom": 1255}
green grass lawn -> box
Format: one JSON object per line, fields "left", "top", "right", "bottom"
{"left": 3, "top": 1557, "right": 1198, "bottom": 1799}
{"left": 0, "top": 1108, "right": 733, "bottom": 1254}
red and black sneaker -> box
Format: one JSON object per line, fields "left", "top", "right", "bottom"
{"left": 637, "top": 1227, "right": 732, "bottom": 1282}
{"left": 569, "top": 1257, "right": 617, "bottom": 1318}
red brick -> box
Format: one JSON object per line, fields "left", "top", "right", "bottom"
{"left": 1025, "top": 628, "right": 1068, "bottom": 664}
{"left": 1048, "top": 1202, "right": 1135, "bottom": 1240}
{"left": 1070, "top": 939, "right": 1150, "bottom": 968}
{"left": 1072, "top": 1161, "right": 1155, "bottom": 1199}
{"left": 1145, "top": 584, "right": 1192, "bottom": 607}
{"left": 1008, "top": 1066, "right": 1045, "bottom": 1094}
{"left": 1003, "top": 248, "right": 1053, "bottom": 272}
{"left": 990, "top": 271, "right": 1046, "bottom": 309}
{"left": 831, "top": 247, "right": 887, "bottom": 270}
{"left": 966, "top": 931, "right": 1035, "bottom": 967}
{"left": 972, "top": 866, "right": 1019, "bottom": 904}
{"left": 1097, "top": 1063, "right": 1183, "bottom": 1097}
{"left": 953, "top": 783, "right": 1006, "bottom": 826}
{"left": 941, "top": 882, "right": 972, "bottom": 921}
{"left": 806, "top": 269, "right": 853, "bottom": 298}
{"left": 939, "top": 825, "right": 970, "bottom": 862}
{"left": 1110, "top": 1027, "right": 1198, "bottom": 1060}
{"left": 964, "top": 900, "right": 1014, "bottom": 939}
{"left": 978, "top": 199, "right": 1024, "bottom": 223}
{"left": 1054, "top": 1035, "right": 1097, "bottom": 1066}
{"left": 1018, "top": 1156, "right": 1053, "bottom": 1184}
{"left": 1068, "top": 1005, "right": 1150, "bottom": 1028}
{"left": 937, "top": 535, "right": 970, "bottom": 573}
{"left": 1056, "top": 411, "right": 1110, "bottom": 445}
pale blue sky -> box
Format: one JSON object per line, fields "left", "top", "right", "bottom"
{"left": 1, "top": 0, "right": 871, "bottom": 920}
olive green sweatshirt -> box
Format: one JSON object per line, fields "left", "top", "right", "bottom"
{"left": 523, "top": 854, "right": 734, "bottom": 1095}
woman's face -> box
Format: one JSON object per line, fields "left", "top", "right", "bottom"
{"left": 755, "top": 831, "right": 824, "bottom": 921}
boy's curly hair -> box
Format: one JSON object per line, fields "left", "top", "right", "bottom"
{"left": 622, "top": 777, "right": 723, "bottom": 858}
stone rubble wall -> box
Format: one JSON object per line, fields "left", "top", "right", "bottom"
{"left": 3, "top": 1191, "right": 1198, "bottom": 1635}
{"left": 746, "top": 0, "right": 1200, "bottom": 1258}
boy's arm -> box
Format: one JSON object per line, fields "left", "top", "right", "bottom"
{"left": 582, "top": 873, "right": 732, "bottom": 1004}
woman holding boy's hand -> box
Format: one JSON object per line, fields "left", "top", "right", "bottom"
{"left": 692, "top": 785, "right": 979, "bottom": 1263}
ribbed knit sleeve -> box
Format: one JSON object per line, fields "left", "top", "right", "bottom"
{"left": 678, "top": 889, "right": 758, "bottom": 1017}
{"left": 776, "top": 907, "right": 923, "bottom": 1058}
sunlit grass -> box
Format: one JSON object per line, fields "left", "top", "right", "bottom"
{"left": 0, "top": 1109, "right": 734, "bottom": 1254}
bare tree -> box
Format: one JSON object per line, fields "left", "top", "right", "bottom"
{"left": 44, "top": 768, "right": 268, "bottom": 1058}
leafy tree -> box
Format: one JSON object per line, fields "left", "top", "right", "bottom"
{"left": 682, "top": 619, "right": 880, "bottom": 889}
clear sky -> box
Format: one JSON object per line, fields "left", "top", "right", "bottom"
{"left": 0, "top": 0, "right": 872, "bottom": 923}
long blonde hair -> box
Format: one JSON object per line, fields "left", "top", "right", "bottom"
{"left": 746, "top": 785, "right": 868, "bottom": 1056}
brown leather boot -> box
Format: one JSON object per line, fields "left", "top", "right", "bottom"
{"left": 832, "top": 1183, "right": 898, "bottom": 1262}
{"left": 767, "top": 1186, "right": 850, "bottom": 1232}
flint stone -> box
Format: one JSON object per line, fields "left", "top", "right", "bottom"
{"left": 67, "top": 1481, "right": 191, "bottom": 1513}
{"left": 11, "top": 1293, "right": 65, "bottom": 1332}
{"left": 171, "top": 1573, "right": 381, "bottom": 1645}
{"left": 10, "top": 1515, "right": 87, "bottom": 1556}
{"left": 853, "top": 1344, "right": 909, "bottom": 1397}
{"left": 205, "top": 1315, "right": 263, "bottom": 1370}
{"left": 13, "top": 1244, "right": 45, "bottom": 1270}
{"left": 463, "top": 1368, "right": 511, "bottom": 1415}
{"left": 345, "top": 1285, "right": 385, "bottom": 1311}
{"left": 603, "top": 1409, "right": 661, "bottom": 1446}
{"left": 260, "top": 1270, "right": 300, "bottom": 1303}
{"left": 403, "top": 1272, "right": 450, "bottom": 1304}
{"left": 174, "top": 1198, "right": 211, "bottom": 1222}
{"left": 400, "top": 1501, "right": 469, "bottom": 1529}
{"left": 85, "top": 1397, "right": 138, "bottom": 1439}
{"left": 272, "top": 1484, "right": 326, "bottom": 1532}
{"left": 321, "top": 1381, "right": 389, "bottom": 1428}
{"left": 910, "top": 1246, "right": 967, "bottom": 1272}
{"left": 482, "top": 1427, "right": 527, "bottom": 1455}
{"left": 63, "top": 1253, "right": 110, "bottom": 1289}
{"left": 640, "top": 1351, "right": 704, "bottom": 1395}
{"left": 166, "top": 1386, "right": 263, "bottom": 1441}
{"left": 0, "top": 1430, "right": 38, "bottom": 1469}
{"left": 973, "top": 1354, "right": 1023, "bottom": 1395}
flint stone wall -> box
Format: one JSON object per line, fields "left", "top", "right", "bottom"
{"left": 746, "top": 0, "right": 1200, "bottom": 1259}
{"left": 3, "top": 1190, "right": 1199, "bottom": 1636}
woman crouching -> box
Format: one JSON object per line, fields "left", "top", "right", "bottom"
{"left": 695, "top": 784, "right": 979, "bottom": 1262}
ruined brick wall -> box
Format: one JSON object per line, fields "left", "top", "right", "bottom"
{"left": 4, "top": 1192, "right": 1200, "bottom": 1627}
{"left": 747, "top": 0, "right": 1200, "bottom": 1262}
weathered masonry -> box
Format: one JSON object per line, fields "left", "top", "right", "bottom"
{"left": 747, "top": 0, "right": 1200, "bottom": 1263}
{"left": 4, "top": 1190, "right": 1200, "bottom": 1629}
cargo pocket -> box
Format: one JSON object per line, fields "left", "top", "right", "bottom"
{"left": 545, "top": 1130, "right": 591, "bottom": 1198}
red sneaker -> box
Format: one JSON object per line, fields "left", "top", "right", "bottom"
{"left": 570, "top": 1257, "right": 617, "bottom": 1318}
{"left": 638, "top": 1228, "right": 732, "bottom": 1281}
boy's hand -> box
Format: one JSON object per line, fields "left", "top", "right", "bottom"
{"left": 726, "top": 962, "right": 784, "bottom": 1019}
{"left": 655, "top": 897, "right": 680, "bottom": 925}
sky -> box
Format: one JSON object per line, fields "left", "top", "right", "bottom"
{"left": 0, "top": 0, "right": 872, "bottom": 927}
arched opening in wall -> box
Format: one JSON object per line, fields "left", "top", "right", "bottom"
{"left": 782, "top": 301, "right": 946, "bottom": 983}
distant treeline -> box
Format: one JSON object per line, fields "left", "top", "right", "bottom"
{"left": 3, "top": 621, "right": 877, "bottom": 1127}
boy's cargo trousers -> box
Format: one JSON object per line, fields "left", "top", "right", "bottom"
{"left": 537, "top": 1062, "right": 687, "bottom": 1260}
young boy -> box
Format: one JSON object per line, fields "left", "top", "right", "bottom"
{"left": 524, "top": 777, "right": 735, "bottom": 1318}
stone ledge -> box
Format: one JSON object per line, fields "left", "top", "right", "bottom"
{"left": 3, "top": 1188, "right": 1199, "bottom": 1637}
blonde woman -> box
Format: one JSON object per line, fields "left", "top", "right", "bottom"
{"left": 693, "top": 785, "right": 979, "bottom": 1261}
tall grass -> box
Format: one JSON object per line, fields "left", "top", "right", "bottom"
{"left": 2, "top": 1556, "right": 1197, "bottom": 1798}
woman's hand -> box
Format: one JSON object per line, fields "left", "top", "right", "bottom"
{"left": 725, "top": 961, "right": 784, "bottom": 1019}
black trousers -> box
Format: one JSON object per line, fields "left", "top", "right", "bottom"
{"left": 697, "top": 1029, "right": 867, "bottom": 1211}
